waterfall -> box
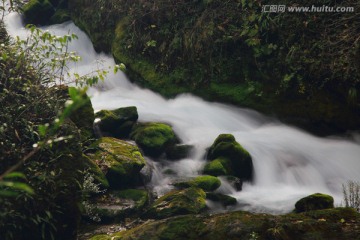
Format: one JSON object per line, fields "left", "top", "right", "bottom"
{"left": 5, "top": 12, "right": 360, "bottom": 214}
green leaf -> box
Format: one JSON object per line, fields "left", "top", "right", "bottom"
{"left": 38, "top": 124, "right": 48, "bottom": 137}
{"left": 3, "top": 172, "right": 26, "bottom": 180}
{"left": 0, "top": 181, "right": 34, "bottom": 195}
{"left": 68, "top": 87, "right": 78, "bottom": 100}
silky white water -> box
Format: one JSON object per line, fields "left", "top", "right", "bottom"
{"left": 5, "top": 12, "right": 360, "bottom": 214}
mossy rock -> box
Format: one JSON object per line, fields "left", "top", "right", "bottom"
{"left": 69, "top": 89, "right": 95, "bottom": 141}
{"left": 145, "top": 187, "right": 206, "bottom": 219}
{"left": 295, "top": 193, "right": 334, "bottom": 213}
{"left": 130, "top": 122, "right": 177, "bottom": 157}
{"left": 87, "top": 137, "right": 145, "bottom": 189}
{"left": 90, "top": 208, "right": 360, "bottom": 240}
{"left": 23, "top": 0, "right": 55, "bottom": 25}
{"left": 206, "top": 192, "right": 237, "bottom": 207}
{"left": 82, "top": 155, "right": 109, "bottom": 190}
{"left": 50, "top": 8, "right": 71, "bottom": 24}
{"left": 89, "top": 189, "right": 148, "bottom": 223}
{"left": 95, "top": 107, "right": 138, "bottom": 138}
{"left": 203, "top": 157, "right": 230, "bottom": 176}
{"left": 165, "top": 144, "right": 194, "bottom": 160}
{"left": 174, "top": 175, "right": 221, "bottom": 192}
{"left": 207, "top": 134, "right": 253, "bottom": 181}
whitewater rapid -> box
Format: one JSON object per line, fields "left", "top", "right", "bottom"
{"left": 5, "top": 12, "right": 360, "bottom": 214}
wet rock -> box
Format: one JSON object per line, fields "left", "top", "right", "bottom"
{"left": 88, "top": 189, "right": 148, "bottom": 223}
{"left": 206, "top": 134, "right": 253, "bottom": 181}
{"left": 130, "top": 122, "right": 177, "bottom": 157}
{"left": 174, "top": 175, "right": 221, "bottom": 192}
{"left": 95, "top": 106, "right": 138, "bottom": 138}
{"left": 206, "top": 192, "right": 237, "bottom": 207}
{"left": 87, "top": 137, "right": 145, "bottom": 189}
{"left": 144, "top": 187, "right": 206, "bottom": 219}
{"left": 89, "top": 208, "right": 360, "bottom": 240}
{"left": 165, "top": 144, "right": 194, "bottom": 160}
{"left": 295, "top": 193, "right": 334, "bottom": 213}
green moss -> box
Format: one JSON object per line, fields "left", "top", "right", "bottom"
{"left": 82, "top": 155, "right": 109, "bottom": 189}
{"left": 130, "top": 122, "right": 177, "bottom": 157}
{"left": 50, "top": 8, "right": 71, "bottom": 24}
{"left": 206, "top": 192, "right": 237, "bottom": 206}
{"left": 68, "top": 89, "right": 95, "bottom": 141}
{"left": 145, "top": 187, "right": 206, "bottom": 219}
{"left": 95, "top": 107, "right": 138, "bottom": 138}
{"left": 295, "top": 193, "right": 334, "bottom": 213}
{"left": 165, "top": 144, "right": 193, "bottom": 160}
{"left": 115, "top": 189, "right": 149, "bottom": 209}
{"left": 95, "top": 207, "right": 360, "bottom": 240}
{"left": 23, "top": 0, "right": 55, "bottom": 25}
{"left": 87, "top": 137, "right": 145, "bottom": 189}
{"left": 89, "top": 235, "right": 111, "bottom": 240}
{"left": 207, "top": 134, "right": 253, "bottom": 181}
{"left": 175, "top": 175, "right": 221, "bottom": 192}
{"left": 203, "top": 158, "right": 229, "bottom": 176}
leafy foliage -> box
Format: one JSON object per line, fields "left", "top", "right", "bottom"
{"left": 0, "top": 19, "right": 118, "bottom": 239}
{"left": 343, "top": 181, "right": 360, "bottom": 212}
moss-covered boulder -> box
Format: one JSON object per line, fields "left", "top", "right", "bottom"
{"left": 203, "top": 157, "right": 230, "bottom": 176}
{"left": 174, "top": 175, "right": 221, "bottom": 192}
{"left": 206, "top": 192, "right": 237, "bottom": 207}
{"left": 95, "top": 107, "right": 138, "bottom": 138}
{"left": 88, "top": 189, "right": 148, "bottom": 223}
{"left": 145, "top": 187, "right": 206, "bottom": 219}
{"left": 23, "top": 0, "right": 55, "bottom": 25}
{"left": 130, "top": 122, "right": 177, "bottom": 157}
{"left": 165, "top": 144, "right": 194, "bottom": 160}
{"left": 82, "top": 155, "right": 109, "bottom": 190}
{"left": 206, "top": 134, "right": 253, "bottom": 181}
{"left": 87, "top": 137, "right": 146, "bottom": 189}
{"left": 90, "top": 208, "right": 360, "bottom": 240}
{"left": 295, "top": 193, "right": 334, "bottom": 213}
{"left": 69, "top": 91, "right": 95, "bottom": 141}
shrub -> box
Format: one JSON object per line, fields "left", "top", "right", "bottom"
{"left": 342, "top": 181, "right": 360, "bottom": 212}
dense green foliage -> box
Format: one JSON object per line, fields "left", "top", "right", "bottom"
{"left": 0, "top": 21, "right": 106, "bottom": 239}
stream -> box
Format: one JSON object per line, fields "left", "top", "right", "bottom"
{"left": 5, "top": 12, "right": 360, "bottom": 214}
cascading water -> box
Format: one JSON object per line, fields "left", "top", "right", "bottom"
{"left": 5, "top": 12, "right": 360, "bottom": 214}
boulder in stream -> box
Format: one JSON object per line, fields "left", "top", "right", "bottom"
{"left": 130, "top": 122, "right": 177, "bottom": 157}
{"left": 206, "top": 134, "right": 253, "bottom": 181}
{"left": 173, "top": 175, "right": 221, "bottom": 192}
{"left": 144, "top": 187, "right": 206, "bottom": 219}
{"left": 95, "top": 106, "right": 138, "bottom": 138}
{"left": 295, "top": 193, "right": 334, "bottom": 213}
{"left": 87, "top": 137, "right": 145, "bottom": 189}
{"left": 87, "top": 189, "right": 149, "bottom": 223}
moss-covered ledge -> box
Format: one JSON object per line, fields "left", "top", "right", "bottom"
{"left": 89, "top": 208, "right": 360, "bottom": 240}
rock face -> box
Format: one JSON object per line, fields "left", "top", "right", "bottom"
{"left": 174, "top": 175, "right": 221, "bottom": 192}
{"left": 95, "top": 107, "right": 138, "bottom": 138}
{"left": 23, "top": 0, "right": 70, "bottom": 25}
{"left": 165, "top": 144, "right": 194, "bottom": 160}
{"left": 145, "top": 187, "right": 206, "bottom": 219}
{"left": 87, "top": 137, "right": 146, "bottom": 189}
{"left": 205, "top": 134, "right": 253, "bottom": 181}
{"left": 130, "top": 122, "right": 177, "bottom": 157}
{"left": 89, "top": 208, "right": 360, "bottom": 240}
{"left": 87, "top": 189, "right": 149, "bottom": 223}
{"left": 295, "top": 193, "right": 334, "bottom": 213}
